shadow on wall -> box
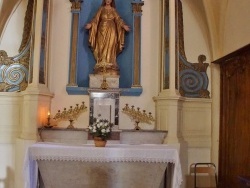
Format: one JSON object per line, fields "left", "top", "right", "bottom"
{"left": 0, "top": 166, "right": 14, "bottom": 188}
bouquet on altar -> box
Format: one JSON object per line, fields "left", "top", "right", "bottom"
{"left": 88, "top": 118, "right": 113, "bottom": 140}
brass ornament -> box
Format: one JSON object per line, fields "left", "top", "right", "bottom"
{"left": 122, "top": 104, "right": 155, "bottom": 130}
{"left": 53, "top": 102, "right": 87, "bottom": 129}
{"left": 100, "top": 77, "right": 109, "bottom": 90}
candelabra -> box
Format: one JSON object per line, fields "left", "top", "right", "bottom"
{"left": 122, "top": 104, "right": 155, "bottom": 130}
{"left": 53, "top": 102, "right": 87, "bottom": 129}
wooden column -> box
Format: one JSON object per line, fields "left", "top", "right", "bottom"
{"left": 131, "top": 1, "right": 144, "bottom": 88}
{"left": 67, "top": 0, "right": 83, "bottom": 86}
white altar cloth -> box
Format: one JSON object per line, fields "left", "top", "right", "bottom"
{"left": 24, "top": 142, "right": 182, "bottom": 188}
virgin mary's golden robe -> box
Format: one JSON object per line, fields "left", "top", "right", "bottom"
{"left": 88, "top": 6, "right": 126, "bottom": 75}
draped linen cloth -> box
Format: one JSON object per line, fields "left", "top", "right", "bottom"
{"left": 24, "top": 142, "right": 183, "bottom": 188}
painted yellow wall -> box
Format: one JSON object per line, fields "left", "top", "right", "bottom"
{"left": 0, "top": 0, "right": 27, "bottom": 56}
{"left": 223, "top": 0, "right": 250, "bottom": 54}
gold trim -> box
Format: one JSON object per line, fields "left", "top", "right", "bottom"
{"left": 19, "top": 0, "right": 34, "bottom": 53}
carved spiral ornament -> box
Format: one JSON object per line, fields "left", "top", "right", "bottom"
{"left": 0, "top": 64, "right": 28, "bottom": 86}
{"left": 0, "top": 65, "right": 6, "bottom": 82}
{"left": 180, "top": 69, "right": 206, "bottom": 94}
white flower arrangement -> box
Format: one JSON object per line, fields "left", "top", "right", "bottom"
{"left": 88, "top": 118, "right": 113, "bottom": 140}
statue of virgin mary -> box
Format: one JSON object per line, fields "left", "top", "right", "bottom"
{"left": 85, "top": 0, "right": 130, "bottom": 75}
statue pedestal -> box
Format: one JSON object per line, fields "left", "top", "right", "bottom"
{"left": 89, "top": 74, "right": 120, "bottom": 89}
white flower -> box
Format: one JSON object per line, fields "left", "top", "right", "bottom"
{"left": 89, "top": 118, "right": 112, "bottom": 139}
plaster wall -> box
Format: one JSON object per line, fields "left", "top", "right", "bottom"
{"left": 0, "top": 94, "right": 21, "bottom": 188}
{"left": 0, "top": 144, "right": 15, "bottom": 188}
{"left": 181, "top": 99, "right": 212, "bottom": 148}
{"left": 0, "top": 0, "right": 27, "bottom": 56}
{"left": 223, "top": 0, "right": 250, "bottom": 54}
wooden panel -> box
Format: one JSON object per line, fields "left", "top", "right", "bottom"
{"left": 212, "top": 44, "right": 250, "bottom": 188}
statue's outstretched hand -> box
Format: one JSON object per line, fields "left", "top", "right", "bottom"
{"left": 123, "top": 25, "right": 130, "bottom": 32}
{"left": 85, "top": 23, "right": 92, "bottom": 29}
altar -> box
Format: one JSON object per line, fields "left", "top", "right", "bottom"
{"left": 24, "top": 143, "right": 182, "bottom": 188}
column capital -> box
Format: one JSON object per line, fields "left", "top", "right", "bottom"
{"left": 131, "top": 2, "right": 144, "bottom": 14}
{"left": 69, "top": 0, "right": 83, "bottom": 11}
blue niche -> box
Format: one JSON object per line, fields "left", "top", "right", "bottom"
{"left": 66, "top": 0, "right": 143, "bottom": 96}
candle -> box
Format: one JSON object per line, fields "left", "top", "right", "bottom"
{"left": 109, "top": 105, "right": 111, "bottom": 123}
{"left": 47, "top": 111, "right": 51, "bottom": 126}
